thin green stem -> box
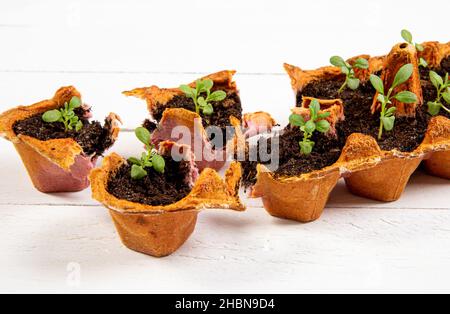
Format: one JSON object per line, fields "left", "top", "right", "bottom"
{"left": 386, "top": 87, "right": 394, "bottom": 101}
{"left": 378, "top": 87, "right": 394, "bottom": 140}
{"left": 437, "top": 87, "right": 442, "bottom": 103}
{"left": 303, "top": 132, "right": 311, "bottom": 144}
{"left": 432, "top": 84, "right": 450, "bottom": 114}
{"left": 442, "top": 104, "right": 450, "bottom": 113}
{"left": 63, "top": 118, "right": 69, "bottom": 131}
{"left": 193, "top": 98, "right": 200, "bottom": 114}
{"left": 378, "top": 101, "right": 386, "bottom": 140}
{"left": 378, "top": 118, "right": 383, "bottom": 140}
{"left": 338, "top": 77, "right": 348, "bottom": 94}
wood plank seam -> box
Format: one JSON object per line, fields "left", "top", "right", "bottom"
{"left": 0, "top": 70, "right": 287, "bottom": 76}
{"left": 0, "top": 203, "right": 448, "bottom": 211}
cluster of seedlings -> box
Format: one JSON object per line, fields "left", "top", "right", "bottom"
{"left": 289, "top": 100, "right": 331, "bottom": 155}
{"left": 42, "top": 96, "right": 84, "bottom": 131}
{"left": 427, "top": 71, "right": 450, "bottom": 116}
{"left": 369, "top": 64, "right": 418, "bottom": 139}
{"left": 127, "top": 127, "right": 165, "bottom": 180}
{"left": 330, "top": 56, "right": 369, "bottom": 94}
{"left": 179, "top": 79, "right": 227, "bottom": 116}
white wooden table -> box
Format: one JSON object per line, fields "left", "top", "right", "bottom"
{"left": 1, "top": 0, "right": 449, "bottom": 294}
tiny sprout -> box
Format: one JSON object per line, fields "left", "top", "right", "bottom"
{"left": 427, "top": 71, "right": 450, "bottom": 116}
{"left": 128, "top": 127, "right": 165, "bottom": 180}
{"left": 330, "top": 56, "right": 369, "bottom": 94}
{"left": 401, "top": 29, "right": 428, "bottom": 68}
{"left": 370, "top": 63, "right": 418, "bottom": 140}
{"left": 179, "top": 79, "right": 227, "bottom": 116}
{"left": 42, "top": 96, "right": 83, "bottom": 132}
{"left": 289, "top": 99, "right": 331, "bottom": 155}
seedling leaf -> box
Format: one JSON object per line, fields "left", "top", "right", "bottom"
{"left": 209, "top": 91, "right": 227, "bottom": 102}
{"left": 330, "top": 56, "right": 346, "bottom": 68}
{"left": 316, "top": 120, "right": 330, "bottom": 133}
{"left": 128, "top": 157, "right": 142, "bottom": 165}
{"left": 442, "top": 91, "right": 450, "bottom": 104}
{"left": 370, "top": 75, "right": 385, "bottom": 94}
{"left": 299, "top": 141, "right": 314, "bottom": 155}
{"left": 401, "top": 29, "right": 413, "bottom": 44}
{"left": 42, "top": 110, "right": 62, "bottom": 123}
{"left": 289, "top": 114, "right": 305, "bottom": 127}
{"left": 179, "top": 85, "right": 194, "bottom": 97}
{"left": 135, "top": 127, "right": 151, "bottom": 146}
{"left": 428, "top": 101, "right": 441, "bottom": 116}
{"left": 430, "top": 71, "right": 443, "bottom": 89}
{"left": 381, "top": 116, "right": 395, "bottom": 131}
{"left": 354, "top": 58, "right": 369, "bottom": 69}
{"left": 347, "top": 78, "right": 360, "bottom": 90}
{"left": 131, "top": 165, "right": 148, "bottom": 180}
{"left": 152, "top": 154, "right": 166, "bottom": 173}
{"left": 392, "top": 64, "right": 413, "bottom": 89}
{"left": 69, "top": 96, "right": 81, "bottom": 110}
{"left": 394, "top": 91, "right": 418, "bottom": 104}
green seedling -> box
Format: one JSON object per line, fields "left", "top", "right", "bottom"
{"left": 179, "top": 79, "right": 227, "bottom": 116}
{"left": 42, "top": 96, "right": 83, "bottom": 131}
{"left": 128, "top": 127, "right": 165, "bottom": 180}
{"left": 401, "top": 29, "right": 428, "bottom": 68}
{"left": 427, "top": 71, "right": 450, "bottom": 116}
{"left": 289, "top": 99, "right": 331, "bottom": 155}
{"left": 330, "top": 56, "right": 369, "bottom": 94}
{"left": 370, "top": 63, "right": 418, "bottom": 140}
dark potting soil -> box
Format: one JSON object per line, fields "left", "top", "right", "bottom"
{"left": 13, "top": 108, "right": 114, "bottom": 156}
{"left": 299, "top": 78, "right": 431, "bottom": 152}
{"left": 441, "top": 56, "right": 450, "bottom": 73}
{"left": 240, "top": 158, "right": 259, "bottom": 188}
{"left": 151, "top": 92, "right": 242, "bottom": 146}
{"left": 273, "top": 126, "right": 344, "bottom": 178}
{"left": 142, "top": 119, "right": 158, "bottom": 133}
{"left": 107, "top": 157, "right": 192, "bottom": 206}
{"left": 420, "top": 55, "right": 450, "bottom": 79}
{"left": 240, "top": 126, "right": 343, "bottom": 187}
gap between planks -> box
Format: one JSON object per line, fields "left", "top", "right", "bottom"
{"left": 0, "top": 69, "right": 286, "bottom": 76}
{"left": 0, "top": 203, "right": 448, "bottom": 211}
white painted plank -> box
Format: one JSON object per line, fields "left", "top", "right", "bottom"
{"left": 0, "top": 0, "right": 449, "bottom": 74}
{"left": 0, "top": 132, "right": 449, "bottom": 209}
{"left": 1, "top": 204, "right": 450, "bottom": 293}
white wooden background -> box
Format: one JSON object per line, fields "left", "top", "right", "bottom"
{"left": 1, "top": 0, "right": 449, "bottom": 294}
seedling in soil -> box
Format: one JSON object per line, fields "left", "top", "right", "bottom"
{"left": 401, "top": 29, "right": 428, "bottom": 68}
{"left": 330, "top": 56, "right": 369, "bottom": 94}
{"left": 128, "top": 127, "right": 165, "bottom": 180}
{"left": 370, "top": 63, "right": 418, "bottom": 140}
{"left": 427, "top": 71, "right": 450, "bottom": 116}
{"left": 289, "top": 99, "right": 331, "bottom": 155}
{"left": 179, "top": 79, "right": 227, "bottom": 116}
{"left": 42, "top": 96, "right": 84, "bottom": 132}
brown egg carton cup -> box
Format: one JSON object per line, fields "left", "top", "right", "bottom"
{"left": 418, "top": 42, "right": 450, "bottom": 179}
{"left": 123, "top": 70, "right": 241, "bottom": 172}
{"left": 250, "top": 42, "right": 450, "bottom": 223}
{"left": 90, "top": 141, "right": 245, "bottom": 258}
{"left": 0, "top": 87, "right": 121, "bottom": 193}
